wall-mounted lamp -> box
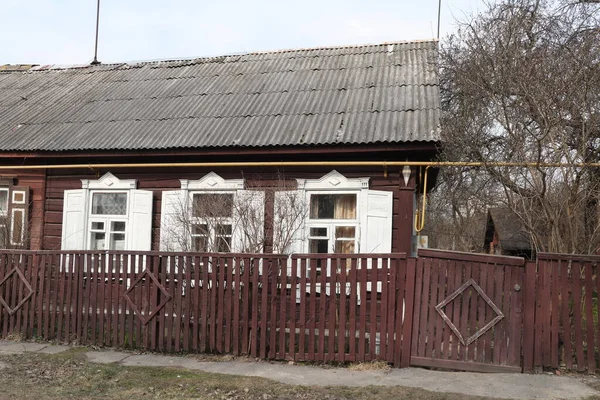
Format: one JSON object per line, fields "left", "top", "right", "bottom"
{"left": 402, "top": 165, "right": 411, "bottom": 186}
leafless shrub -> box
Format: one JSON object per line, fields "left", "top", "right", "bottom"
{"left": 435, "top": 0, "right": 600, "bottom": 254}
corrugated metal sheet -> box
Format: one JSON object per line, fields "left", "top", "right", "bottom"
{"left": 0, "top": 41, "right": 440, "bottom": 152}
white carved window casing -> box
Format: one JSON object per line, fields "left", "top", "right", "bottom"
{"left": 275, "top": 170, "right": 393, "bottom": 254}
{"left": 160, "top": 172, "right": 264, "bottom": 253}
{"left": 61, "top": 172, "right": 153, "bottom": 251}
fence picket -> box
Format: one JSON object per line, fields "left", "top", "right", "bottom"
{"left": 0, "top": 251, "right": 418, "bottom": 367}
{"left": 584, "top": 262, "right": 594, "bottom": 371}
{"left": 289, "top": 258, "right": 298, "bottom": 361}
{"left": 278, "top": 256, "right": 287, "bottom": 360}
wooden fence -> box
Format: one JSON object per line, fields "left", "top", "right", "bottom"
{"left": 526, "top": 253, "right": 600, "bottom": 373}
{"left": 0, "top": 251, "right": 414, "bottom": 366}
{"left": 1, "top": 249, "right": 600, "bottom": 373}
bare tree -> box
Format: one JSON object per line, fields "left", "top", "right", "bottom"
{"left": 437, "top": 0, "right": 600, "bottom": 254}
{"left": 424, "top": 167, "right": 499, "bottom": 252}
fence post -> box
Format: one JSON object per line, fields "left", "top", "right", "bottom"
{"left": 400, "top": 257, "right": 416, "bottom": 368}
{"left": 522, "top": 260, "right": 537, "bottom": 372}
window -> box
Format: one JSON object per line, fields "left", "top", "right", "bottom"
{"left": 291, "top": 171, "right": 393, "bottom": 254}
{"left": 160, "top": 172, "right": 265, "bottom": 253}
{"left": 307, "top": 193, "right": 358, "bottom": 254}
{"left": 61, "top": 173, "right": 153, "bottom": 251}
{"left": 88, "top": 192, "right": 129, "bottom": 251}
{"left": 0, "top": 189, "right": 8, "bottom": 216}
{"left": 190, "top": 193, "right": 234, "bottom": 252}
{"left": 0, "top": 188, "right": 8, "bottom": 245}
{"left": 0, "top": 184, "right": 30, "bottom": 249}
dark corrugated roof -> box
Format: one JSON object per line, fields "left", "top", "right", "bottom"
{"left": 0, "top": 41, "right": 440, "bottom": 152}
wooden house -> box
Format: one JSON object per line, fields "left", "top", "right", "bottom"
{"left": 483, "top": 208, "right": 533, "bottom": 259}
{"left": 0, "top": 40, "right": 440, "bottom": 255}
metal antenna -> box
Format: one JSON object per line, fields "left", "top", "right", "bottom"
{"left": 91, "top": 0, "right": 101, "bottom": 65}
{"left": 436, "top": 0, "right": 442, "bottom": 39}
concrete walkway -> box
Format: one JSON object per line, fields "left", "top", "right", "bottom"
{"left": 0, "top": 340, "right": 598, "bottom": 400}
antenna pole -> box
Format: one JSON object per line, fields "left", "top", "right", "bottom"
{"left": 437, "top": 0, "right": 442, "bottom": 39}
{"left": 91, "top": 0, "right": 101, "bottom": 65}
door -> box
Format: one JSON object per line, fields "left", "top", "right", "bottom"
{"left": 410, "top": 249, "right": 525, "bottom": 373}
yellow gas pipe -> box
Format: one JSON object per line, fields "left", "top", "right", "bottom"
{"left": 414, "top": 166, "right": 430, "bottom": 237}
{"left": 0, "top": 159, "right": 596, "bottom": 235}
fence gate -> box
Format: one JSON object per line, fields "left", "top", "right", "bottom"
{"left": 410, "top": 249, "right": 525, "bottom": 373}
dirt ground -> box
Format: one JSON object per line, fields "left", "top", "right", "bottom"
{"left": 0, "top": 348, "right": 507, "bottom": 400}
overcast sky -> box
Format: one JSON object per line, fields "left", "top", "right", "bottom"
{"left": 1, "top": 0, "right": 485, "bottom": 65}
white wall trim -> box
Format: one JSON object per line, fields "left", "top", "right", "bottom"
{"left": 82, "top": 172, "right": 137, "bottom": 190}
{"left": 297, "top": 170, "right": 369, "bottom": 191}
{"left": 181, "top": 172, "right": 244, "bottom": 190}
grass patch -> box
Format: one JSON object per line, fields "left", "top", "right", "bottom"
{"left": 347, "top": 360, "right": 391, "bottom": 372}
{"left": 0, "top": 350, "right": 508, "bottom": 400}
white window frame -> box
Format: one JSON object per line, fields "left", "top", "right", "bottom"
{"left": 87, "top": 190, "right": 130, "bottom": 251}
{"left": 182, "top": 172, "right": 244, "bottom": 253}
{"left": 0, "top": 187, "right": 8, "bottom": 219}
{"left": 0, "top": 187, "right": 9, "bottom": 246}
{"left": 297, "top": 171, "right": 369, "bottom": 254}
{"left": 305, "top": 191, "right": 360, "bottom": 254}
{"left": 62, "top": 172, "right": 153, "bottom": 254}
{"left": 189, "top": 191, "right": 235, "bottom": 253}
{"left": 82, "top": 176, "right": 136, "bottom": 251}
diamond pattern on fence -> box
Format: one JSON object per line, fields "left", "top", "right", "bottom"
{"left": 435, "top": 278, "right": 504, "bottom": 346}
{"left": 0, "top": 267, "right": 33, "bottom": 315}
{"left": 123, "top": 269, "right": 171, "bottom": 325}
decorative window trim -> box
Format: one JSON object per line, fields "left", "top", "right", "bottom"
{"left": 82, "top": 172, "right": 137, "bottom": 190}
{"left": 297, "top": 170, "right": 369, "bottom": 191}
{"left": 160, "top": 172, "right": 265, "bottom": 253}
{"left": 62, "top": 172, "right": 153, "bottom": 251}
{"left": 11, "top": 191, "right": 25, "bottom": 205}
{"left": 296, "top": 171, "right": 370, "bottom": 255}
{"left": 0, "top": 182, "right": 30, "bottom": 248}
{"left": 0, "top": 187, "right": 8, "bottom": 217}
{"left": 181, "top": 172, "right": 244, "bottom": 191}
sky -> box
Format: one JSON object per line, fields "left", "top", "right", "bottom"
{"left": 1, "top": 0, "right": 485, "bottom": 65}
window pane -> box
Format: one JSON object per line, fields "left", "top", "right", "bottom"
{"left": 212, "top": 224, "right": 232, "bottom": 252}
{"left": 216, "top": 224, "right": 232, "bottom": 236}
{"left": 335, "top": 240, "right": 355, "bottom": 254}
{"left": 309, "top": 227, "right": 327, "bottom": 237}
{"left": 310, "top": 194, "right": 356, "bottom": 219}
{"left": 309, "top": 239, "right": 329, "bottom": 253}
{"left": 192, "top": 236, "right": 208, "bottom": 252}
{"left": 111, "top": 221, "right": 126, "bottom": 232}
{"left": 92, "top": 193, "right": 127, "bottom": 215}
{"left": 91, "top": 221, "right": 104, "bottom": 231}
{"left": 111, "top": 233, "right": 126, "bottom": 250}
{"left": 90, "top": 232, "right": 106, "bottom": 250}
{"left": 0, "top": 190, "right": 8, "bottom": 215}
{"left": 217, "top": 236, "right": 232, "bottom": 252}
{"left": 192, "top": 224, "right": 209, "bottom": 235}
{"left": 192, "top": 193, "right": 233, "bottom": 218}
{"left": 335, "top": 226, "right": 355, "bottom": 238}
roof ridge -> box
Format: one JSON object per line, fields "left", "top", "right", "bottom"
{"left": 24, "top": 39, "right": 438, "bottom": 72}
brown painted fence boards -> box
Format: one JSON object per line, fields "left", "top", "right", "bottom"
{"left": 411, "top": 249, "right": 525, "bottom": 373}
{"left": 2, "top": 248, "right": 598, "bottom": 374}
{"left": 0, "top": 250, "right": 409, "bottom": 367}
{"left": 529, "top": 253, "right": 600, "bottom": 373}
